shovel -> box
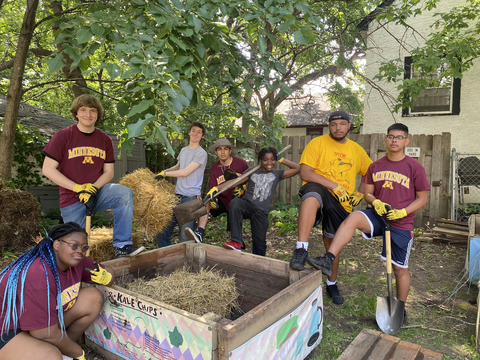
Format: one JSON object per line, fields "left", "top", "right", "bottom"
{"left": 173, "top": 144, "right": 292, "bottom": 225}
{"left": 376, "top": 206, "right": 405, "bottom": 335}
{"left": 81, "top": 193, "right": 97, "bottom": 257}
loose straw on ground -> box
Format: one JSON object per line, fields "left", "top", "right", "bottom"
{"left": 121, "top": 267, "right": 240, "bottom": 318}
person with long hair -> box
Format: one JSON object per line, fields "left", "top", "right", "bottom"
{"left": 0, "top": 222, "right": 115, "bottom": 359}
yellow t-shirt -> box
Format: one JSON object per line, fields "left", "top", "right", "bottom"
{"left": 300, "top": 134, "right": 372, "bottom": 212}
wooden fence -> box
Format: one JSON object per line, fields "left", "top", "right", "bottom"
{"left": 149, "top": 132, "right": 451, "bottom": 228}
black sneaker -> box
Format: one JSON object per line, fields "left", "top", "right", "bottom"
{"left": 289, "top": 247, "right": 308, "bottom": 270}
{"left": 402, "top": 308, "right": 408, "bottom": 326}
{"left": 306, "top": 255, "right": 333, "bottom": 277}
{"left": 114, "top": 245, "right": 145, "bottom": 258}
{"left": 185, "top": 227, "right": 203, "bottom": 243}
{"left": 326, "top": 284, "right": 344, "bottom": 305}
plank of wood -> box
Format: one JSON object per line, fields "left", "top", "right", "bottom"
{"left": 219, "top": 269, "right": 323, "bottom": 357}
{"left": 416, "top": 347, "right": 444, "bottom": 360}
{"left": 439, "top": 132, "right": 451, "bottom": 220}
{"left": 206, "top": 245, "right": 291, "bottom": 278}
{"left": 390, "top": 340, "right": 421, "bottom": 360}
{"left": 432, "top": 226, "right": 469, "bottom": 237}
{"left": 432, "top": 223, "right": 470, "bottom": 232}
{"left": 367, "top": 333, "right": 399, "bottom": 360}
{"left": 435, "top": 219, "right": 467, "bottom": 227}
{"left": 429, "top": 135, "right": 443, "bottom": 224}
{"left": 193, "top": 245, "right": 207, "bottom": 272}
{"left": 337, "top": 328, "right": 380, "bottom": 360}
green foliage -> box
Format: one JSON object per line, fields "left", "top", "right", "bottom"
{"left": 457, "top": 203, "right": 480, "bottom": 215}
{"left": 0, "top": 121, "right": 48, "bottom": 189}
{"left": 375, "top": 0, "right": 480, "bottom": 112}
{"left": 1, "top": 247, "right": 17, "bottom": 260}
{"left": 270, "top": 202, "right": 299, "bottom": 234}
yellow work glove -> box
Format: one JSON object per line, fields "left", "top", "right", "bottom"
{"left": 349, "top": 191, "right": 364, "bottom": 206}
{"left": 372, "top": 199, "right": 391, "bottom": 216}
{"left": 73, "top": 350, "right": 86, "bottom": 360}
{"left": 387, "top": 208, "right": 408, "bottom": 221}
{"left": 233, "top": 184, "right": 247, "bottom": 198}
{"left": 87, "top": 262, "right": 112, "bottom": 285}
{"left": 277, "top": 157, "right": 284, "bottom": 164}
{"left": 210, "top": 199, "right": 219, "bottom": 209}
{"left": 331, "top": 185, "right": 349, "bottom": 203}
{"left": 206, "top": 187, "right": 218, "bottom": 201}
{"left": 154, "top": 170, "right": 166, "bottom": 181}
{"left": 73, "top": 183, "right": 98, "bottom": 204}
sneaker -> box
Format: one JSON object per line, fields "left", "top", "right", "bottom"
{"left": 223, "top": 240, "right": 241, "bottom": 251}
{"left": 326, "top": 284, "right": 344, "bottom": 305}
{"left": 306, "top": 255, "right": 333, "bottom": 277}
{"left": 185, "top": 227, "right": 203, "bottom": 243}
{"left": 114, "top": 245, "right": 145, "bottom": 258}
{"left": 402, "top": 308, "right": 408, "bottom": 326}
{"left": 289, "top": 247, "right": 308, "bottom": 270}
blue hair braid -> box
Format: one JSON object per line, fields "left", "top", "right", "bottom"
{"left": 0, "top": 222, "right": 86, "bottom": 338}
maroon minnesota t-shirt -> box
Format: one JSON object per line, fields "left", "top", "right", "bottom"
{"left": 0, "top": 256, "right": 100, "bottom": 333}
{"left": 364, "top": 155, "right": 430, "bottom": 231}
{"left": 42, "top": 124, "right": 115, "bottom": 208}
{"left": 208, "top": 157, "right": 249, "bottom": 211}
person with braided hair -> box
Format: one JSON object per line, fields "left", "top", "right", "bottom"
{"left": 42, "top": 94, "right": 144, "bottom": 258}
{"left": 0, "top": 222, "right": 115, "bottom": 360}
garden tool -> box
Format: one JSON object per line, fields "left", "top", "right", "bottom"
{"left": 173, "top": 144, "right": 292, "bottom": 225}
{"left": 376, "top": 205, "right": 405, "bottom": 335}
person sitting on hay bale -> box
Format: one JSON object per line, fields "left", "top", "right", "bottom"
{"left": 222, "top": 147, "right": 300, "bottom": 256}
{"left": 42, "top": 94, "right": 144, "bottom": 258}
{"left": 0, "top": 222, "right": 115, "bottom": 360}
{"left": 154, "top": 122, "right": 208, "bottom": 247}
{"left": 184, "top": 138, "right": 248, "bottom": 244}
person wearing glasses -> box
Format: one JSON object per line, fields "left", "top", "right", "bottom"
{"left": 0, "top": 222, "right": 115, "bottom": 360}
{"left": 306, "top": 123, "right": 430, "bottom": 326}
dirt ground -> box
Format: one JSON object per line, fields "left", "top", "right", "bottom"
{"left": 1, "top": 221, "right": 478, "bottom": 360}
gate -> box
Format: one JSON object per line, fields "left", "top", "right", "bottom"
{"left": 451, "top": 149, "right": 480, "bottom": 222}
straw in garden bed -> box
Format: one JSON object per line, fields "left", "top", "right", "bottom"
{"left": 121, "top": 267, "right": 241, "bottom": 318}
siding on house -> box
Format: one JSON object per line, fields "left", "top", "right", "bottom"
{"left": 362, "top": 0, "right": 480, "bottom": 153}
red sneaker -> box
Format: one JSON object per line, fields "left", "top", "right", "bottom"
{"left": 223, "top": 240, "right": 241, "bottom": 251}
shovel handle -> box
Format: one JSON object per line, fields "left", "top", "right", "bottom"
{"left": 205, "top": 144, "right": 292, "bottom": 203}
{"left": 383, "top": 204, "right": 393, "bottom": 275}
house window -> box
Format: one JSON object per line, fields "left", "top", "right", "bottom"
{"left": 403, "top": 57, "right": 460, "bottom": 116}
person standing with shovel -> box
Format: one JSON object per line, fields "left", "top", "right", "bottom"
{"left": 154, "top": 122, "right": 208, "bottom": 247}
{"left": 42, "top": 94, "right": 144, "bottom": 258}
{"left": 306, "top": 123, "right": 430, "bottom": 328}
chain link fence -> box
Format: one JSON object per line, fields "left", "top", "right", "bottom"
{"left": 451, "top": 150, "right": 480, "bottom": 222}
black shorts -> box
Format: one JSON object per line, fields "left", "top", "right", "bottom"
{"left": 299, "top": 182, "right": 350, "bottom": 238}
{"left": 0, "top": 329, "right": 21, "bottom": 350}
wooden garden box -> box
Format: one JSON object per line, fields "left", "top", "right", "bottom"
{"left": 85, "top": 242, "right": 324, "bottom": 360}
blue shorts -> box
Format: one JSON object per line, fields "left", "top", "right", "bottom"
{"left": 359, "top": 208, "right": 414, "bottom": 268}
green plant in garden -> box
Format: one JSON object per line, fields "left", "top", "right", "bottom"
{"left": 0, "top": 121, "right": 48, "bottom": 189}
{"left": 270, "top": 202, "right": 299, "bottom": 234}
{"left": 1, "top": 247, "right": 17, "bottom": 260}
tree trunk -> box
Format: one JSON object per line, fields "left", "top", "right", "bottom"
{"left": 0, "top": 0, "right": 39, "bottom": 181}
{"left": 49, "top": 1, "right": 87, "bottom": 98}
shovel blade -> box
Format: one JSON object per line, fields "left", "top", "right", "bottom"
{"left": 376, "top": 296, "right": 405, "bottom": 335}
{"left": 173, "top": 199, "right": 207, "bottom": 225}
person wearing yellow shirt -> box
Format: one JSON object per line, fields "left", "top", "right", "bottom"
{"left": 289, "top": 111, "right": 372, "bottom": 305}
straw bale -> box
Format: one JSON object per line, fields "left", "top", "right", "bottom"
{"left": 87, "top": 227, "right": 142, "bottom": 263}
{"left": 119, "top": 168, "right": 178, "bottom": 236}
{"left": 0, "top": 182, "right": 40, "bottom": 249}
{"left": 122, "top": 267, "right": 240, "bottom": 318}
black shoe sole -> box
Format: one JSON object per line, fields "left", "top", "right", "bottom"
{"left": 306, "top": 257, "right": 332, "bottom": 277}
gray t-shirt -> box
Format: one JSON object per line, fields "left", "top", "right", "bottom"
{"left": 243, "top": 168, "right": 285, "bottom": 214}
{"left": 175, "top": 145, "right": 208, "bottom": 196}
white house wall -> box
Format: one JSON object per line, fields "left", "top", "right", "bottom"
{"left": 363, "top": 0, "right": 480, "bottom": 153}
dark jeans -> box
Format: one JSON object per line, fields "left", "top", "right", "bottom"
{"left": 156, "top": 195, "right": 197, "bottom": 247}
{"left": 229, "top": 198, "right": 269, "bottom": 256}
